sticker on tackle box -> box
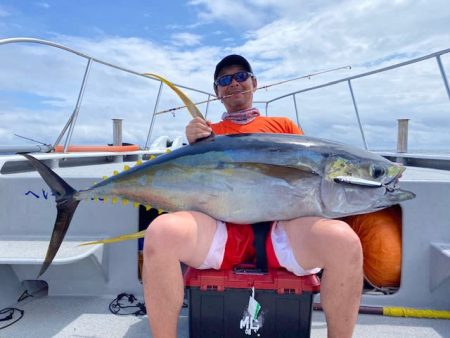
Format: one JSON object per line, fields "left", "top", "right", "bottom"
{"left": 240, "top": 287, "right": 264, "bottom": 336}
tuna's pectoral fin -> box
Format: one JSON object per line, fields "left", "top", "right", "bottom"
{"left": 224, "top": 162, "right": 318, "bottom": 183}
{"left": 21, "top": 154, "right": 80, "bottom": 278}
{"left": 79, "top": 230, "right": 146, "bottom": 246}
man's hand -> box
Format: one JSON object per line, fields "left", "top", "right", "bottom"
{"left": 186, "top": 117, "right": 212, "bottom": 144}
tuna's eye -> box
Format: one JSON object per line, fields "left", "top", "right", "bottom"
{"left": 370, "top": 165, "right": 385, "bottom": 179}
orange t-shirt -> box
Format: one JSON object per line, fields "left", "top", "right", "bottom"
{"left": 210, "top": 116, "right": 303, "bottom": 135}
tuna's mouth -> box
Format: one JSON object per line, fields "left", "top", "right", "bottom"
{"left": 383, "top": 165, "right": 405, "bottom": 186}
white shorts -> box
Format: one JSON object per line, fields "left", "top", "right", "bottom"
{"left": 197, "top": 220, "right": 321, "bottom": 276}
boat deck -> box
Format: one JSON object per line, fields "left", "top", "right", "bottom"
{"left": 2, "top": 293, "right": 449, "bottom": 337}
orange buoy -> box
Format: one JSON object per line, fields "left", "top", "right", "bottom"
{"left": 343, "top": 205, "right": 402, "bottom": 288}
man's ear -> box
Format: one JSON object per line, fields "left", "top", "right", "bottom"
{"left": 214, "top": 84, "right": 218, "bottom": 96}
{"left": 252, "top": 77, "right": 257, "bottom": 92}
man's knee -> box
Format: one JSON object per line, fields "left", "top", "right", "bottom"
{"left": 322, "top": 220, "right": 363, "bottom": 267}
{"left": 143, "top": 213, "right": 185, "bottom": 256}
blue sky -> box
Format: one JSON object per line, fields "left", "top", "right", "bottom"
{"left": 1, "top": 0, "right": 449, "bottom": 151}
{"left": 0, "top": 1, "right": 249, "bottom": 46}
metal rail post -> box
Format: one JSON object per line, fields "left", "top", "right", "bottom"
{"left": 62, "top": 58, "right": 93, "bottom": 153}
{"left": 145, "top": 82, "right": 164, "bottom": 149}
{"left": 436, "top": 55, "right": 450, "bottom": 103}
{"left": 113, "top": 118, "right": 123, "bottom": 162}
{"left": 347, "top": 80, "right": 369, "bottom": 150}
{"left": 397, "top": 119, "right": 409, "bottom": 153}
{"left": 292, "top": 94, "right": 302, "bottom": 130}
{"left": 205, "top": 94, "right": 211, "bottom": 119}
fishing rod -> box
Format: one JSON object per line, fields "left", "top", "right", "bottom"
{"left": 152, "top": 65, "right": 351, "bottom": 117}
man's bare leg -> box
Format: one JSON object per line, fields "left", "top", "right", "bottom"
{"left": 282, "top": 217, "right": 363, "bottom": 338}
{"left": 142, "top": 211, "right": 217, "bottom": 338}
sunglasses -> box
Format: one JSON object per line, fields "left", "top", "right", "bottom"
{"left": 215, "top": 71, "right": 253, "bottom": 87}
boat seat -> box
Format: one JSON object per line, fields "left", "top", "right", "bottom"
{"left": 0, "top": 239, "right": 103, "bottom": 266}
{"left": 0, "top": 238, "right": 110, "bottom": 296}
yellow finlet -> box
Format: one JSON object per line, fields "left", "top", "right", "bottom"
{"left": 123, "top": 165, "right": 130, "bottom": 171}
{"left": 136, "top": 159, "right": 143, "bottom": 166}
{"left": 103, "top": 197, "right": 109, "bottom": 204}
{"left": 112, "top": 197, "right": 118, "bottom": 204}
{"left": 102, "top": 176, "right": 108, "bottom": 180}
{"left": 122, "top": 198, "right": 129, "bottom": 206}
{"left": 113, "top": 170, "right": 119, "bottom": 176}
{"left": 145, "top": 205, "right": 152, "bottom": 211}
{"left": 149, "top": 155, "right": 156, "bottom": 160}
{"left": 93, "top": 197, "right": 99, "bottom": 203}
{"left": 133, "top": 202, "right": 140, "bottom": 208}
{"left": 165, "top": 149, "right": 171, "bottom": 153}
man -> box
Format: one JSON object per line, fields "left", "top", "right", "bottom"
{"left": 143, "top": 55, "right": 363, "bottom": 338}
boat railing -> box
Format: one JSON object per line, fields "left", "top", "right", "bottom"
{"left": 263, "top": 47, "right": 450, "bottom": 151}
{"left": 1, "top": 38, "right": 449, "bottom": 163}
{"left": 0, "top": 37, "right": 217, "bottom": 153}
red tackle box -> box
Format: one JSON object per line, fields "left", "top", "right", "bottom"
{"left": 184, "top": 266, "right": 321, "bottom": 338}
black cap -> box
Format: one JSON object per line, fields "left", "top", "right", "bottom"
{"left": 214, "top": 54, "right": 253, "bottom": 81}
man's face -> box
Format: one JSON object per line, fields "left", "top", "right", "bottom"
{"left": 215, "top": 65, "right": 257, "bottom": 113}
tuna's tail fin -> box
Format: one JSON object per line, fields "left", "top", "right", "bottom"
{"left": 22, "top": 154, "right": 80, "bottom": 277}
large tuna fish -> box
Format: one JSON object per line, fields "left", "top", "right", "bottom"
{"left": 24, "top": 133, "right": 415, "bottom": 276}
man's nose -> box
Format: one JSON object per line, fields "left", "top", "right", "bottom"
{"left": 229, "top": 77, "right": 240, "bottom": 86}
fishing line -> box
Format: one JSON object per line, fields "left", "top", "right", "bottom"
{"left": 14, "top": 134, "right": 50, "bottom": 146}
{"left": 153, "top": 65, "right": 351, "bottom": 117}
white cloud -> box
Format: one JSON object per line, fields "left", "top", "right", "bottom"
{"left": 0, "top": 6, "right": 10, "bottom": 17}
{"left": 36, "top": 2, "right": 50, "bottom": 9}
{"left": 170, "top": 32, "right": 202, "bottom": 47}
{"left": 188, "top": 0, "right": 269, "bottom": 29}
